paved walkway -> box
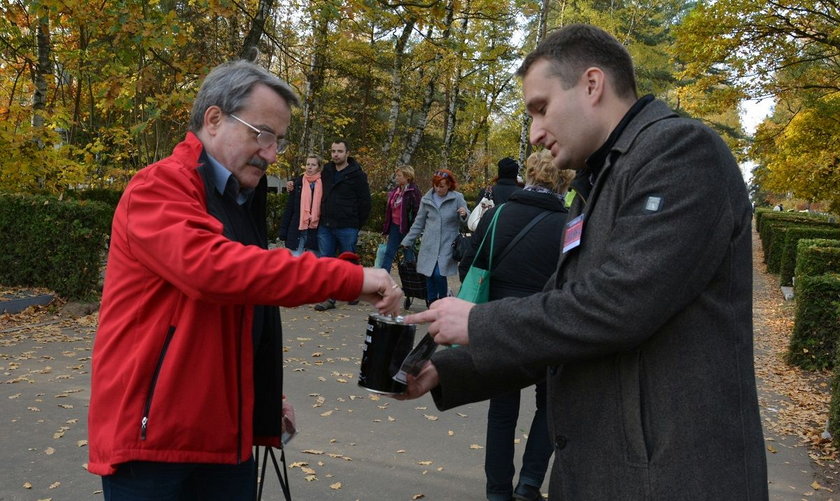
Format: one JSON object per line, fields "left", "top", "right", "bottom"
{"left": 0, "top": 231, "right": 836, "bottom": 500}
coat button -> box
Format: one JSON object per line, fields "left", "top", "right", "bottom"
{"left": 549, "top": 366, "right": 558, "bottom": 376}
{"left": 554, "top": 435, "right": 567, "bottom": 450}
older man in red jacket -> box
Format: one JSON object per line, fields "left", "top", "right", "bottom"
{"left": 87, "top": 60, "right": 402, "bottom": 500}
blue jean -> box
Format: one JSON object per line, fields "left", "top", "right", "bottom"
{"left": 317, "top": 226, "right": 359, "bottom": 258}
{"left": 101, "top": 457, "right": 256, "bottom": 501}
{"left": 381, "top": 222, "right": 412, "bottom": 272}
{"left": 294, "top": 229, "right": 318, "bottom": 257}
{"left": 425, "top": 263, "right": 448, "bottom": 302}
{"left": 485, "top": 381, "right": 553, "bottom": 501}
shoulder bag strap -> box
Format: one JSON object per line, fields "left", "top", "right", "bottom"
{"left": 495, "top": 210, "right": 553, "bottom": 266}
{"left": 470, "top": 204, "right": 505, "bottom": 271}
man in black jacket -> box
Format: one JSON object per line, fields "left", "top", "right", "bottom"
{"left": 314, "top": 139, "right": 372, "bottom": 311}
{"left": 476, "top": 157, "right": 523, "bottom": 206}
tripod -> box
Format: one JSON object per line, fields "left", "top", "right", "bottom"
{"left": 255, "top": 445, "right": 292, "bottom": 501}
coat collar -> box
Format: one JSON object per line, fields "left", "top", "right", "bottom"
{"left": 326, "top": 157, "right": 362, "bottom": 175}
{"left": 508, "top": 189, "right": 566, "bottom": 212}
{"left": 572, "top": 98, "right": 677, "bottom": 204}
{"left": 422, "top": 188, "right": 459, "bottom": 203}
{"left": 611, "top": 98, "right": 679, "bottom": 156}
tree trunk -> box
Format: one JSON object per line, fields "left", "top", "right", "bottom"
{"left": 441, "top": 0, "right": 471, "bottom": 171}
{"left": 518, "top": 0, "right": 551, "bottom": 164}
{"left": 399, "top": 73, "right": 435, "bottom": 166}
{"left": 239, "top": 0, "right": 275, "bottom": 60}
{"left": 300, "top": 7, "right": 331, "bottom": 161}
{"left": 382, "top": 18, "right": 415, "bottom": 161}
{"left": 399, "top": 2, "right": 454, "bottom": 167}
{"left": 33, "top": 13, "right": 51, "bottom": 129}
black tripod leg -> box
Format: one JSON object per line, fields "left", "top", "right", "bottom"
{"left": 255, "top": 445, "right": 271, "bottom": 500}
{"left": 268, "top": 446, "right": 292, "bottom": 501}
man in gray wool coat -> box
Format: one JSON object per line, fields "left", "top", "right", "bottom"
{"left": 402, "top": 24, "right": 768, "bottom": 500}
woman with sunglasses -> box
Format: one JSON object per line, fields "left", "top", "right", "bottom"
{"left": 400, "top": 169, "right": 468, "bottom": 304}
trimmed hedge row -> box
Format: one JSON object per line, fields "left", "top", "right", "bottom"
{"left": 832, "top": 300, "right": 840, "bottom": 445}
{"left": 756, "top": 209, "right": 831, "bottom": 235}
{"left": 795, "top": 240, "right": 840, "bottom": 283}
{"left": 64, "top": 188, "right": 124, "bottom": 208}
{"left": 780, "top": 228, "right": 840, "bottom": 285}
{"left": 786, "top": 273, "right": 840, "bottom": 370}
{"left": 0, "top": 186, "right": 391, "bottom": 301}
{"left": 0, "top": 193, "right": 112, "bottom": 299}
{"left": 759, "top": 217, "right": 838, "bottom": 273}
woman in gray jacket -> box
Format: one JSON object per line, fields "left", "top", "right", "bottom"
{"left": 401, "top": 169, "right": 468, "bottom": 304}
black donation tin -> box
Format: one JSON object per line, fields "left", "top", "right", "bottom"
{"left": 358, "top": 314, "right": 416, "bottom": 395}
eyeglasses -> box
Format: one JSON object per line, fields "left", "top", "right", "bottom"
{"left": 434, "top": 171, "right": 450, "bottom": 178}
{"left": 229, "top": 114, "right": 289, "bottom": 154}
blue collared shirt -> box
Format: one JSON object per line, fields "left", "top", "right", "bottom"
{"left": 205, "top": 153, "right": 253, "bottom": 205}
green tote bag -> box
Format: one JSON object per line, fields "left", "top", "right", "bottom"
{"left": 456, "top": 204, "right": 504, "bottom": 304}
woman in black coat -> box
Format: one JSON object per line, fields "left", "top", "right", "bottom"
{"left": 458, "top": 150, "right": 574, "bottom": 501}
{"left": 278, "top": 154, "right": 323, "bottom": 255}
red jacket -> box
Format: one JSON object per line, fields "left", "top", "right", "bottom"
{"left": 88, "top": 133, "right": 363, "bottom": 475}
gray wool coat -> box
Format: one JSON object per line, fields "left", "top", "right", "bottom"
{"left": 401, "top": 189, "right": 468, "bottom": 277}
{"left": 430, "top": 99, "right": 768, "bottom": 499}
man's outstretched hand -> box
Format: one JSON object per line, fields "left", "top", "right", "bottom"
{"left": 403, "top": 297, "right": 474, "bottom": 346}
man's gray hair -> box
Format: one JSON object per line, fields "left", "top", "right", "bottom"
{"left": 189, "top": 60, "right": 300, "bottom": 132}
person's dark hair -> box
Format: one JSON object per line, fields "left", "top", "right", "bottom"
{"left": 331, "top": 139, "right": 350, "bottom": 151}
{"left": 517, "top": 24, "right": 637, "bottom": 99}
{"left": 189, "top": 60, "right": 300, "bottom": 132}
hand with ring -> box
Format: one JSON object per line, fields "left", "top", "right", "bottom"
{"left": 359, "top": 268, "right": 404, "bottom": 316}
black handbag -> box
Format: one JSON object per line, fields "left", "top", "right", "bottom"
{"left": 451, "top": 232, "right": 471, "bottom": 262}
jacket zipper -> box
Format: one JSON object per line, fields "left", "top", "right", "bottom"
{"left": 139, "top": 326, "right": 176, "bottom": 440}
{"left": 306, "top": 182, "right": 315, "bottom": 227}
{"left": 236, "top": 308, "right": 244, "bottom": 462}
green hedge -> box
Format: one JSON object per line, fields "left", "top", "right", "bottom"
{"left": 365, "top": 191, "right": 388, "bottom": 234}
{"left": 65, "top": 188, "right": 124, "bottom": 208}
{"left": 757, "top": 210, "right": 831, "bottom": 235}
{"left": 780, "top": 229, "right": 840, "bottom": 285}
{"left": 356, "top": 230, "right": 386, "bottom": 267}
{"left": 828, "top": 298, "right": 840, "bottom": 449}
{"left": 831, "top": 325, "right": 840, "bottom": 447}
{"left": 266, "top": 192, "right": 287, "bottom": 241}
{"left": 761, "top": 219, "right": 839, "bottom": 273}
{"left": 0, "top": 194, "right": 112, "bottom": 299}
{"left": 754, "top": 207, "right": 775, "bottom": 233}
{"left": 786, "top": 273, "right": 840, "bottom": 370}
{"left": 795, "top": 239, "right": 840, "bottom": 283}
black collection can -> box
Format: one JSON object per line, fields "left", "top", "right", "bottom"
{"left": 358, "top": 314, "right": 416, "bottom": 395}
